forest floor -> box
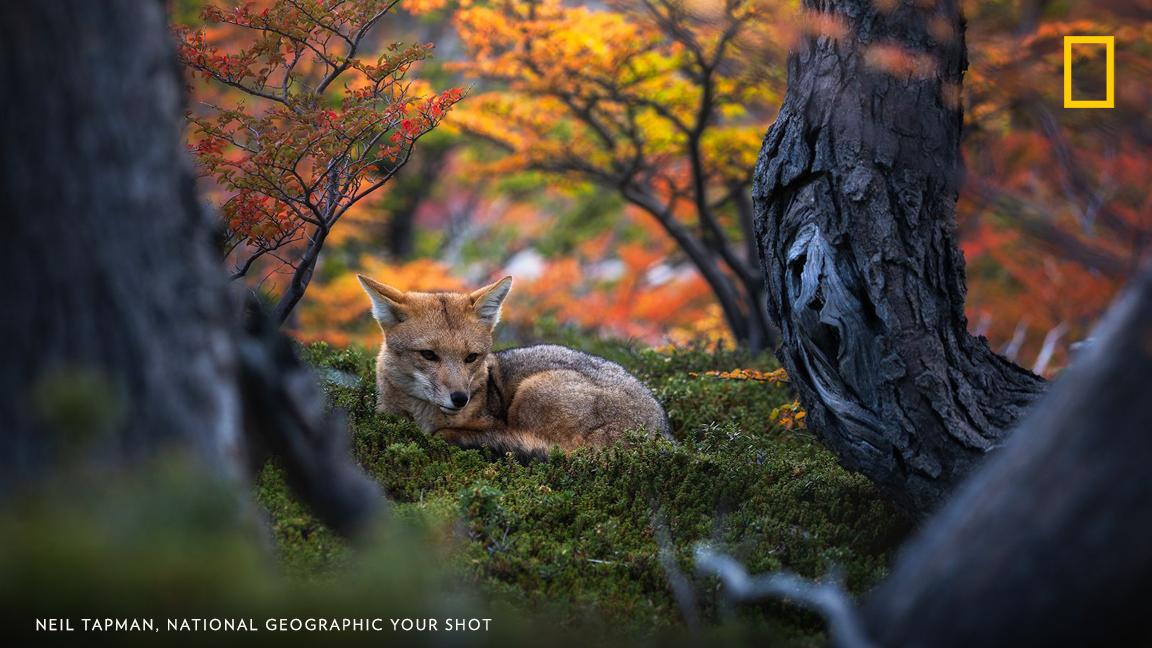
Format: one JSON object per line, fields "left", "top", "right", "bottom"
{"left": 251, "top": 337, "right": 911, "bottom": 645}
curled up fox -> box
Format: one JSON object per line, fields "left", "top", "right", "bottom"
{"left": 358, "top": 274, "right": 672, "bottom": 459}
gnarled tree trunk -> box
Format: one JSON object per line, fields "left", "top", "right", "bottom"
{"left": 752, "top": 0, "right": 1045, "bottom": 514}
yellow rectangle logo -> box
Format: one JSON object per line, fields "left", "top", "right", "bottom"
{"left": 1064, "top": 35, "right": 1115, "bottom": 109}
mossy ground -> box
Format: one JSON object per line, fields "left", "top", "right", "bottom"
{"left": 0, "top": 336, "right": 908, "bottom": 646}
{"left": 255, "top": 338, "right": 910, "bottom": 643}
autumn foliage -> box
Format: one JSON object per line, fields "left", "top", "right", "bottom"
{"left": 438, "top": 0, "right": 1150, "bottom": 370}
{"left": 175, "top": 0, "right": 462, "bottom": 322}
{"left": 176, "top": 0, "right": 1151, "bottom": 373}
{"left": 448, "top": 0, "right": 793, "bottom": 351}
{"left": 956, "top": 2, "right": 1152, "bottom": 372}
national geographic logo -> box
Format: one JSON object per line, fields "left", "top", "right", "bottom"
{"left": 1063, "top": 35, "right": 1115, "bottom": 109}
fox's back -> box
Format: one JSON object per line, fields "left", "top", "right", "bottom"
{"left": 492, "top": 345, "right": 672, "bottom": 441}
{"left": 494, "top": 345, "right": 634, "bottom": 386}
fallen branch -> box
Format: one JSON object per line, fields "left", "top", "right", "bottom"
{"left": 654, "top": 514, "right": 701, "bottom": 633}
{"left": 694, "top": 546, "right": 876, "bottom": 648}
{"left": 238, "top": 297, "right": 382, "bottom": 538}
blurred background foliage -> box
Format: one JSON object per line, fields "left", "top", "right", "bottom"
{"left": 177, "top": 0, "right": 1151, "bottom": 374}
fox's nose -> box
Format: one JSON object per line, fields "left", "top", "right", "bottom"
{"left": 450, "top": 391, "right": 469, "bottom": 408}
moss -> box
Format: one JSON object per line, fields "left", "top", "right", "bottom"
{"left": 254, "top": 339, "right": 910, "bottom": 640}
{"left": 0, "top": 338, "right": 907, "bottom": 645}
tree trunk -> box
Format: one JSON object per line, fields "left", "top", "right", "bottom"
{"left": 0, "top": 0, "right": 241, "bottom": 491}
{"left": 0, "top": 0, "right": 379, "bottom": 536}
{"left": 751, "top": 0, "right": 1045, "bottom": 514}
{"left": 273, "top": 224, "right": 328, "bottom": 325}
{"left": 861, "top": 267, "right": 1152, "bottom": 647}
{"left": 383, "top": 144, "right": 448, "bottom": 261}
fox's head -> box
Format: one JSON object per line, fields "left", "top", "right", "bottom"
{"left": 358, "top": 275, "right": 513, "bottom": 415}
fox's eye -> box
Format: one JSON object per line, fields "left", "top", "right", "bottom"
{"left": 419, "top": 350, "right": 439, "bottom": 361}
{"left": 464, "top": 353, "right": 479, "bottom": 364}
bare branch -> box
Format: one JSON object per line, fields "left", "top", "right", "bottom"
{"left": 694, "top": 546, "right": 877, "bottom": 648}
{"left": 314, "top": 0, "right": 403, "bottom": 95}
{"left": 1032, "top": 321, "right": 1069, "bottom": 375}
{"left": 1001, "top": 317, "right": 1030, "bottom": 361}
{"left": 184, "top": 63, "right": 292, "bottom": 107}
{"left": 971, "top": 181, "right": 1131, "bottom": 278}
{"left": 653, "top": 514, "right": 700, "bottom": 633}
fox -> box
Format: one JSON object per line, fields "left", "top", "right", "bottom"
{"left": 357, "top": 274, "right": 672, "bottom": 459}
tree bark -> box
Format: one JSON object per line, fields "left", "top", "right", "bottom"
{"left": 861, "top": 266, "right": 1152, "bottom": 647}
{"left": 0, "top": 0, "right": 379, "bottom": 536}
{"left": 273, "top": 224, "right": 328, "bottom": 325}
{"left": 751, "top": 0, "right": 1045, "bottom": 514}
{"left": 0, "top": 0, "right": 241, "bottom": 490}
{"left": 695, "top": 268, "right": 1152, "bottom": 646}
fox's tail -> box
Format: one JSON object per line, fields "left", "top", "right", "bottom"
{"left": 437, "top": 428, "right": 556, "bottom": 463}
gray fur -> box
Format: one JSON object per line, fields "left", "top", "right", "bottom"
{"left": 493, "top": 345, "right": 673, "bottom": 439}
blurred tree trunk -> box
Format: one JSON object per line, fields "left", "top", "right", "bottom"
{"left": 0, "top": 0, "right": 241, "bottom": 490}
{"left": 862, "top": 267, "right": 1152, "bottom": 647}
{"left": 0, "top": 0, "right": 378, "bottom": 536}
{"left": 382, "top": 144, "right": 449, "bottom": 260}
{"left": 751, "top": 0, "right": 1045, "bottom": 514}
{"left": 385, "top": 198, "right": 418, "bottom": 260}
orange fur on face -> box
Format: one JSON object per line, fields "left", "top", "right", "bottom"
{"left": 358, "top": 275, "right": 510, "bottom": 413}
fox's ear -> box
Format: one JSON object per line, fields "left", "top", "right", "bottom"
{"left": 358, "top": 274, "right": 407, "bottom": 328}
{"left": 469, "top": 276, "right": 513, "bottom": 328}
